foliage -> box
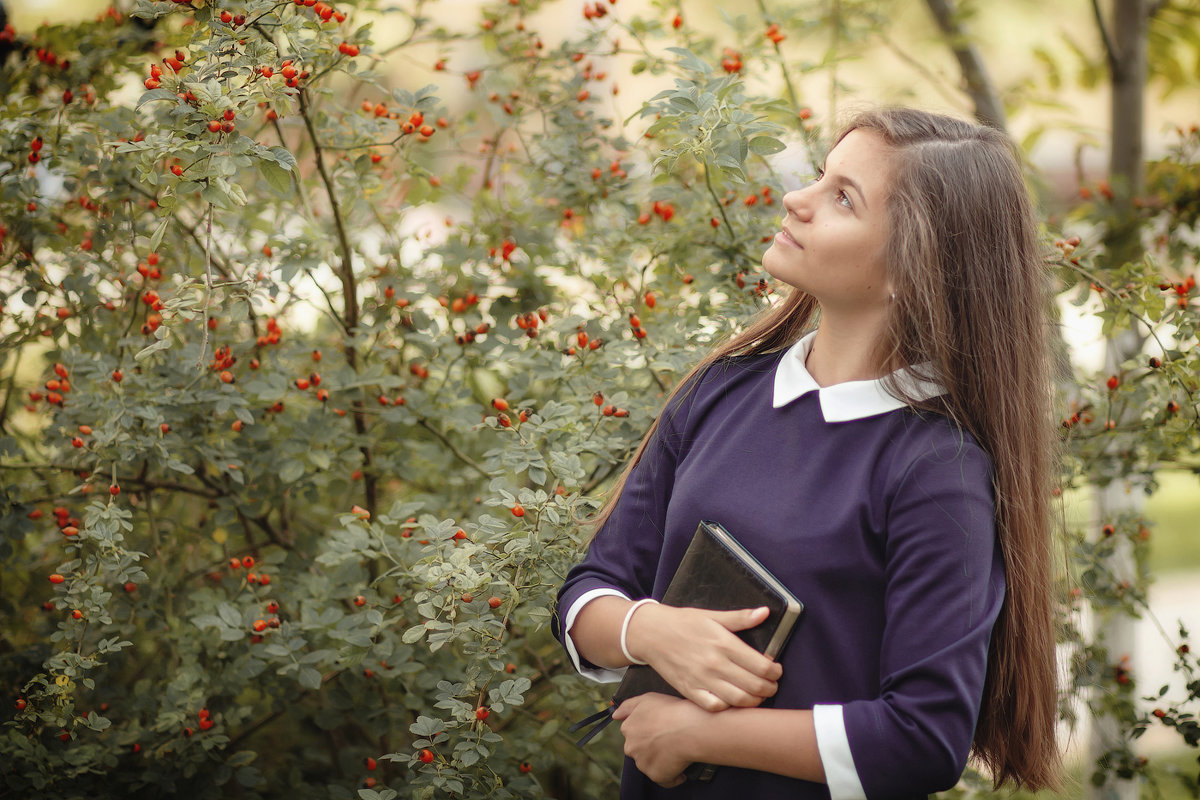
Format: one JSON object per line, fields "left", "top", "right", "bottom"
{"left": 0, "top": 0, "right": 1198, "bottom": 798}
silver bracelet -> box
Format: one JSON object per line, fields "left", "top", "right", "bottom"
{"left": 619, "top": 598, "right": 659, "bottom": 666}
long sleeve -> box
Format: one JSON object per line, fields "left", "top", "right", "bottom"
{"left": 552, "top": 386, "right": 691, "bottom": 651}
{"left": 842, "top": 440, "right": 1005, "bottom": 799}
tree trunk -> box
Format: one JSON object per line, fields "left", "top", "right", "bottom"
{"left": 1087, "top": 1, "right": 1148, "bottom": 799}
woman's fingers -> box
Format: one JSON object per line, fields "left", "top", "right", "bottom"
{"left": 708, "top": 605, "right": 770, "bottom": 632}
{"left": 626, "top": 603, "right": 783, "bottom": 709}
{"left": 705, "top": 607, "right": 784, "bottom": 679}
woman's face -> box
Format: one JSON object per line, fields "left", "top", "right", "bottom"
{"left": 762, "top": 129, "right": 895, "bottom": 315}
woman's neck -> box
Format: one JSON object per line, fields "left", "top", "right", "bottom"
{"left": 805, "top": 314, "right": 890, "bottom": 387}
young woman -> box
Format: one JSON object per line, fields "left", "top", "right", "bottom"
{"left": 553, "top": 107, "right": 1063, "bottom": 799}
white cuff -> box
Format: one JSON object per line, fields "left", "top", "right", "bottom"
{"left": 813, "top": 704, "right": 866, "bottom": 800}
{"left": 563, "top": 588, "right": 631, "bottom": 683}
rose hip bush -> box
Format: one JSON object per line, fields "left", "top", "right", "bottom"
{"left": 1, "top": 0, "right": 1198, "bottom": 797}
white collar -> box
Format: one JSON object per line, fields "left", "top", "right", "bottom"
{"left": 772, "top": 331, "right": 946, "bottom": 422}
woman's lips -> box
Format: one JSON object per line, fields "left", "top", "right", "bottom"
{"left": 776, "top": 228, "right": 802, "bottom": 249}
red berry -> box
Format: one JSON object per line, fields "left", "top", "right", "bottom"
{"left": 491, "top": 398, "right": 509, "bottom": 411}
{"left": 242, "top": 556, "right": 255, "bottom": 568}
{"left": 419, "top": 748, "right": 434, "bottom": 764}
{"left": 1106, "top": 375, "right": 1119, "bottom": 390}
{"left": 15, "top": 698, "right": 26, "bottom": 711}
{"left": 519, "top": 761, "right": 532, "bottom": 773}
{"left": 475, "top": 706, "right": 489, "bottom": 720}
{"left": 252, "top": 619, "right": 267, "bottom": 632}
{"left": 353, "top": 595, "right": 366, "bottom": 607}
{"left": 511, "top": 504, "right": 525, "bottom": 517}
{"left": 488, "top": 596, "right": 502, "bottom": 608}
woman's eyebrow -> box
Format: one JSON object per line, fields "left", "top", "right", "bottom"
{"left": 841, "top": 175, "right": 868, "bottom": 210}
{"left": 819, "top": 157, "right": 869, "bottom": 210}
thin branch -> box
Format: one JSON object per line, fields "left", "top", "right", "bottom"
{"left": 297, "top": 87, "right": 378, "bottom": 516}
{"left": 876, "top": 32, "right": 964, "bottom": 111}
{"left": 753, "top": 0, "right": 801, "bottom": 115}
{"left": 297, "top": 88, "right": 359, "bottom": 339}
{"left": 923, "top": 0, "right": 1008, "bottom": 131}
{"left": 1057, "top": 258, "right": 1194, "bottom": 401}
{"left": 1090, "top": 0, "right": 1121, "bottom": 76}
{"left": 414, "top": 417, "right": 493, "bottom": 479}
{"left": 0, "top": 342, "right": 22, "bottom": 436}
{"left": 196, "top": 203, "right": 216, "bottom": 371}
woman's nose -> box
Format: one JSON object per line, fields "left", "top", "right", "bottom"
{"left": 782, "top": 188, "right": 814, "bottom": 222}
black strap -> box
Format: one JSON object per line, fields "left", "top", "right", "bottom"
{"left": 568, "top": 705, "right": 615, "bottom": 747}
{"left": 568, "top": 703, "right": 718, "bottom": 781}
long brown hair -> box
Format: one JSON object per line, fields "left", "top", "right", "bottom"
{"left": 589, "top": 107, "right": 1062, "bottom": 790}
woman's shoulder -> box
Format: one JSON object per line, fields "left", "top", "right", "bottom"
{"left": 697, "top": 349, "right": 784, "bottom": 389}
{"left": 889, "top": 409, "right": 994, "bottom": 484}
{"left": 656, "top": 350, "right": 782, "bottom": 432}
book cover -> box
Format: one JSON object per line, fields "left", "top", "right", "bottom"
{"left": 600, "top": 519, "right": 805, "bottom": 781}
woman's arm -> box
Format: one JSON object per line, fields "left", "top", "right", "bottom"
{"left": 612, "top": 694, "right": 825, "bottom": 787}
{"left": 569, "top": 595, "right": 783, "bottom": 711}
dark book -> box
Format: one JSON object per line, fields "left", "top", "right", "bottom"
{"left": 571, "top": 519, "right": 804, "bottom": 783}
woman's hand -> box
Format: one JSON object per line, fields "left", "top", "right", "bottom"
{"left": 624, "top": 603, "right": 782, "bottom": 712}
{"left": 613, "top": 693, "right": 712, "bottom": 788}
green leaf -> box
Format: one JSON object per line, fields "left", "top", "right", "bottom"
{"left": 748, "top": 136, "right": 786, "bottom": 155}
{"left": 409, "top": 715, "right": 442, "bottom": 737}
{"left": 298, "top": 667, "right": 322, "bottom": 690}
{"left": 149, "top": 217, "right": 170, "bottom": 252}
{"left": 217, "top": 603, "right": 242, "bottom": 628}
{"left": 278, "top": 459, "right": 305, "bottom": 483}
{"left": 136, "top": 88, "right": 180, "bottom": 109}
{"left": 259, "top": 160, "right": 293, "bottom": 194}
